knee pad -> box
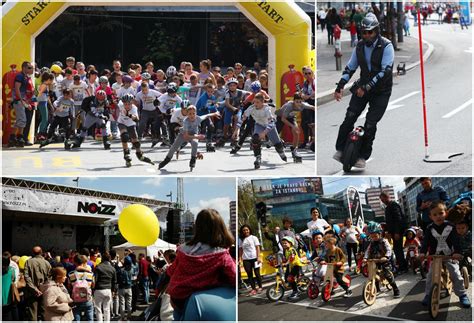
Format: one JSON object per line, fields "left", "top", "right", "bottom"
{"left": 120, "top": 132, "right": 130, "bottom": 143}
{"left": 132, "top": 141, "right": 141, "bottom": 149}
{"left": 287, "top": 275, "right": 295, "bottom": 283}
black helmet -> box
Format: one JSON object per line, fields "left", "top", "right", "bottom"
{"left": 167, "top": 82, "right": 178, "bottom": 94}
{"left": 361, "top": 13, "right": 379, "bottom": 31}
{"left": 121, "top": 93, "right": 135, "bottom": 103}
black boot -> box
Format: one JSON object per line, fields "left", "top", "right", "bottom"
{"left": 103, "top": 135, "right": 111, "bottom": 150}
{"left": 8, "top": 134, "right": 16, "bottom": 148}
{"left": 124, "top": 149, "right": 132, "bottom": 167}
{"left": 275, "top": 143, "right": 287, "bottom": 162}
{"left": 190, "top": 156, "right": 197, "bottom": 169}
{"left": 39, "top": 138, "right": 52, "bottom": 148}
{"left": 392, "top": 283, "right": 400, "bottom": 298}
{"left": 16, "top": 135, "right": 25, "bottom": 147}
{"left": 158, "top": 156, "right": 171, "bottom": 169}
{"left": 254, "top": 155, "right": 262, "bottom": 169}
{"left": 230, "top": 143, "right": 241, "bottom": 154}
{"left": 71, "top": 136, "right": 84, "bottom": 148}
{"left": 136, "top": 151, "right": 155, "bottom": 165}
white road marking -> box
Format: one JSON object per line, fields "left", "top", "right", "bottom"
{"left": 464, "top": 47, "right": 473, "bottom": 53}
{"left": 358, "top": 91, "right": 420, "bottom": 119}
{"left": 442, "top": 98, "right": 473, "bottom": 118}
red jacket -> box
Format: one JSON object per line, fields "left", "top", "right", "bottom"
{"left": 166, "top": 247, "right": 236, "bottom": 302}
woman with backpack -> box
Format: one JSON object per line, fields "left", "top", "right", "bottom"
{"left": 117, "top": 256, "right": 133, "bottom": 321}
{"left": 40, "top": 267, "right": 73, "bottom": 321}
{"left": 67, "top": 255, "right": 95, "bottom": 321}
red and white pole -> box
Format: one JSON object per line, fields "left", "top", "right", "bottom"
{"left": 417, "top": 6, "right": 429, "bottom": 158}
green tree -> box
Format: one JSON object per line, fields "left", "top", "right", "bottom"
{"left": 143, "top": 22, "right": 187, "bottom": 66}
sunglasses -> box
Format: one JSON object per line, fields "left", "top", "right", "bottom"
{"left": 362, "top": 30, "right": 375, "bottom": 35}
{"left": 304, "top": 72, "right": 312, "bottom": 75}
{"left": 27, "top": 66, "right": 33, "bottom": 70}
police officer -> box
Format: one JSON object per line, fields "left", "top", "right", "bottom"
{"left": 333, "top": 14, "right": 395, "bottom": 169}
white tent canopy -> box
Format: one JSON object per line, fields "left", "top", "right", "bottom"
{"left": 112, "top": 238, "right": 176, "bottom": 258}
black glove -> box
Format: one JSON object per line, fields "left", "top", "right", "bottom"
{"left": 335, "top": 78, "right": 348, "bottom": 93}
{"left": 153, "top": 98, "right": 160, "bottom": 107}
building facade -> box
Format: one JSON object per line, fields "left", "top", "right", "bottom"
{"left": 229, "top": 201, "right": 237, "bottom": 237}
{"left": 366, "top": 186, "right": 395, "bottom": 222}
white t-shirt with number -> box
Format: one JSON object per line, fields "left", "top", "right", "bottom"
{"left": 238, "top": 235, "right": 260, "bottom": 260}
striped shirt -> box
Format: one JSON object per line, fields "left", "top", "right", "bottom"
{"left": 68, "top": 270, "right": 94, "bottom": 288}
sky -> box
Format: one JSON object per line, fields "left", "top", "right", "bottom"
{"left": 19, "top": 177, "right": 236, "bottom": 224}
{"left": 239, "top": 177, "right": 406, "bottom": 198}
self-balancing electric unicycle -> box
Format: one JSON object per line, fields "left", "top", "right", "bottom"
{"left": 342, "top": 126, "right": 365, "bottom": 172}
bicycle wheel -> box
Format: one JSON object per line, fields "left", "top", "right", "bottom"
{"left": 266, "top": 284, "right": 285, "bottom": 301}
{"left": 297, "top": 276, "right": 310, "bottom": 292}
{"left": 429, "top": 283, "right": 440, "bottom": 319}
{"left": 307, "top": 282, "right": 320, "bottom": 300}
{"left": 462, "top": 266, "right": 470, "bottom": 289}
{"left": 363, "top": 280, "right": 377, "bottom": 306}
{"left": 342, "top": 142, "right": 357, "bottom": 172}
{"left": 321, "top": 282, "right": 332, "bottom": 302}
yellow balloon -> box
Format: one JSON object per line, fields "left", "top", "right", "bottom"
{"left": 118, "top": 204, "right": 160, "bottom": 246}
{"left": 19, "top": 256, "right": 30, "bottom": 270}
{"left": 95, "top": 257, "right": 102, "bottom": 266}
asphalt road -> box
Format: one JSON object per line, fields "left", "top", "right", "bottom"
{"left": 1, "top": 139, "right": 315, "bottom": 176}
{"left": 317, "top": 23, "right": 472, "bottom": 175}
{"left": 239, "top": 269, "right": 473, "bottom": 321}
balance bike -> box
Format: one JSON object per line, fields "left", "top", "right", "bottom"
{"left": 363, "top": 259, "right": 393, "bottom": 306}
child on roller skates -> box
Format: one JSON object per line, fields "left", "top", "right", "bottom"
{"left": 217, "top": 78, "right": 249, "bottom": 148}
{"left": 322, "top": 237, "right": 352, "bottom": 297}
{"left": 69, "top": 90, "right": 111, "bottom": 149}
{"left": 156, "top": 83, "right": 183, "bottom": 146}
{"left": 281, "top": 236, "right": 305, "bottom": 300}
{"left": 158, "top": 105, "right": 220, "bottom": 171}
{"left": 117, "top": 93, "right": 154, "bottom": 167}
{"left": 232, "top": 94, "right": 287, "bottom": 169}
{"left": 169, "top": 100, "right": 190, "bottom": 145}
{"left": 39, "top": 88, "right": 74, "bottom": 149}
{"left": 275, "top": 93, "right": 315, "bottom": 161}
{"left": 230, "top": 81, "right": 270, "bottom": 154}
{"left": 363, "top": 222, "right": 401, "bottom": 298}
{"left": 419, "top": 201, "right": 470, "bottom": 307}
{"left": 195, "top": 83, "right": 218, "bottom": 152}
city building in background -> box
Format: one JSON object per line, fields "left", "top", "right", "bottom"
{"left": 229, "top": 201, "right": 237, "bottom": 237}
{"left": 399, "top": 177, "right": 471, "bottom": 225}
{"left": 366, "top": 186, "right": 395, "bottom": 222}
{"left": 251, "top": 178, "right": 324, "bottom": 231}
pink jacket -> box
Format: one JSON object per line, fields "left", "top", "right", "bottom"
{"left": 166, "top": 247, "right": 236, "bottom": 302}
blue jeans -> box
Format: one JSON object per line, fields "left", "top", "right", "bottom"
{"left": 173, "top": 287, "right": 236, "bottom": 321}
{"left": 140, "top": 277, "right": 150, "bottom": 303}
{"left": 73, "top": 301, "right": 94, "bottom": 322}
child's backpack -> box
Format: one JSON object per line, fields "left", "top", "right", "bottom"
{"left": 71, "top": 272, "right": 92, "bottom": 303}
